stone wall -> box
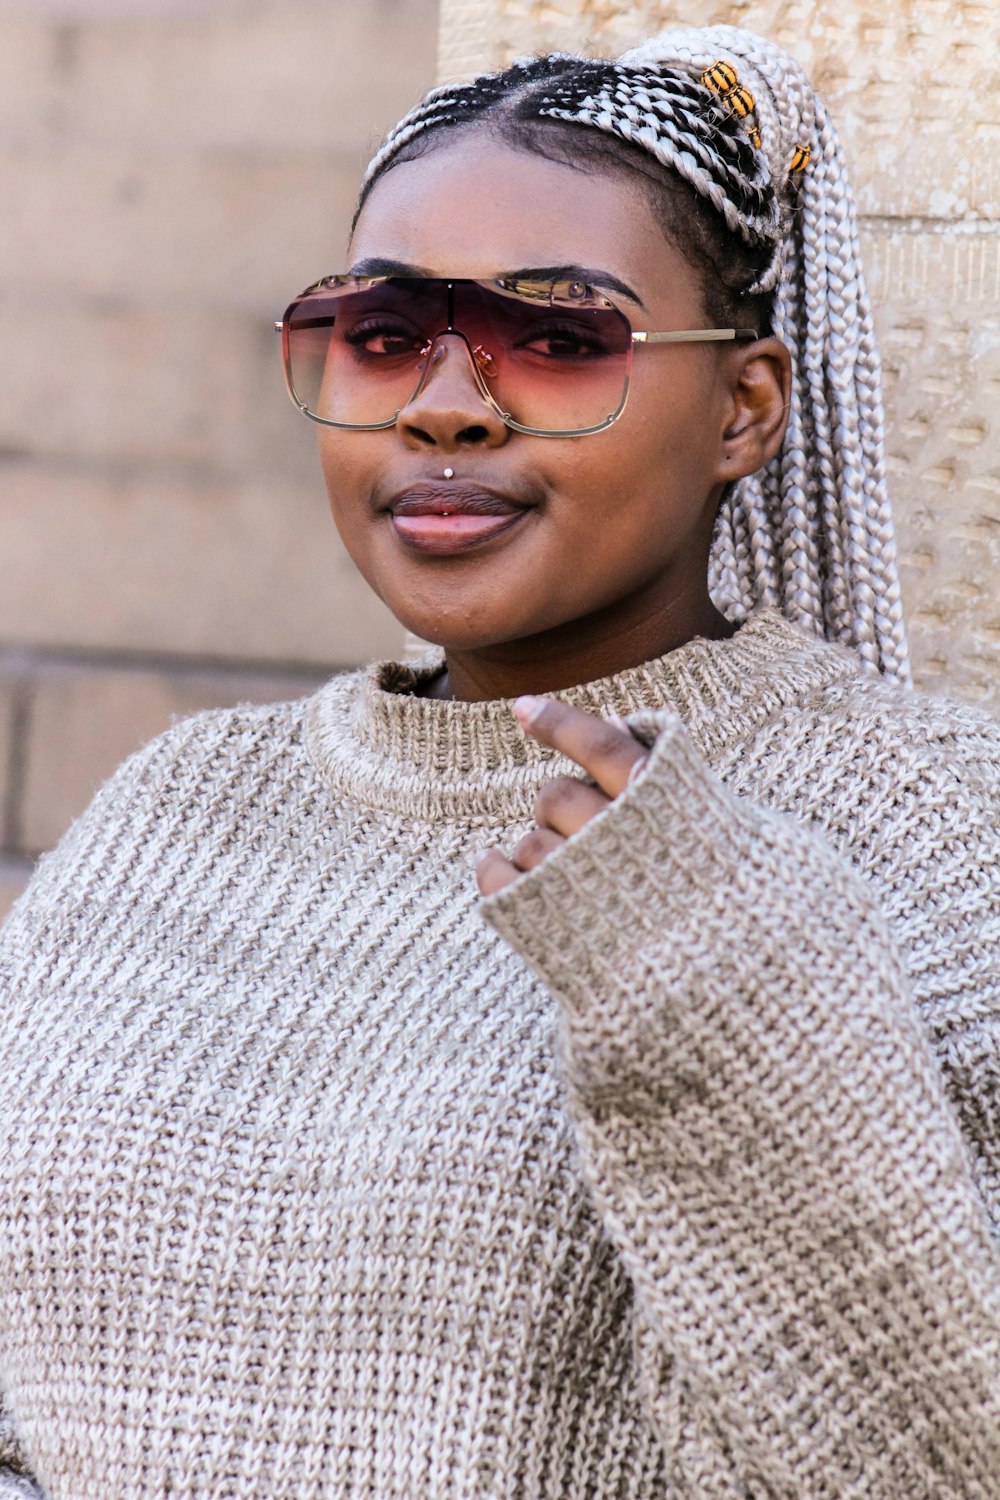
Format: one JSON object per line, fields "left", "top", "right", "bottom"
{"left": 440, "top": 0, "right": 1000, "bottom": 705}
{"left": 0, "top": 0, "right": 438, "bottom": 915}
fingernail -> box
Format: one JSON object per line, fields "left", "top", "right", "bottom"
{"left": 474, "top": 849, "right": 492, "bottom": 870}
{"left": 607, "top": 712, "right": 630, "bottom": 733}
{"left": 513, "top": 694, "right": 546, "bottom": 727}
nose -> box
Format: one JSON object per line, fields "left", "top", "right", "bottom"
{"left": 396, "top": 332, "right": 510, "bottom": 453}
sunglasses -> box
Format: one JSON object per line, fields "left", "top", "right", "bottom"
{"left": 276, "top": 275, "right": 758, "bottom": 439}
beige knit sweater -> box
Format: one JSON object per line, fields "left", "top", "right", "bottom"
{"left": 1, "top": 611, "right": 999, "bottom": 1499}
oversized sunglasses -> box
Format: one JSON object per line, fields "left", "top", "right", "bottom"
{"left": 276, "top": 275, "right": 758, "bottom": 438}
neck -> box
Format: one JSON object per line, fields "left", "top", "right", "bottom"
{"left": 425, "top": 586, "right": 735, "bottom": 702}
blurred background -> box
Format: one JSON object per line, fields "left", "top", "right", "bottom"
{"left": 3, "top": 0, "right": 999, "bottom": 918}
{"left": 0, "top": 0, "right": 437, "bottom": 915}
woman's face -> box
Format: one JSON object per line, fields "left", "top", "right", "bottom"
{"left": 319, "top": 136, "right": 783, "bottom": 678}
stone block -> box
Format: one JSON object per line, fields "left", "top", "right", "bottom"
{"left": 866, "top": 226, "right": 1000, "bottom": 706}
{"left": 17, "top": 659, "right": 334, "bottom": 857}
{"left": 0, "top": 140, "right": 365, "bottom": 311}
{"left": 0, "top": 2, "right": 436, "bottom": 154}
{"left": 0, "top": 459, "right": 404, "bottom": 667}
{"left": 0, "top": 297, "right": 307, "bottom": 476}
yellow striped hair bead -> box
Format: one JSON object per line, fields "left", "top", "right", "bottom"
{"left": 701, "top": 60, "right": 739, "bottom": 94}
{"left": 725, "top": 83, "right": 756, "bottom": 118}
{"left": 748, "top": 123, "right": 762, "bottom": 150}
{"left": 790, "top": 142, "right": 811, "bottom": 173}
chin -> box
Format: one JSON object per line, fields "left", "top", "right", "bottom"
{"left": 368, "top": 570, "right": 510, "bottom": 651}
{"left": 381, "top": 596, "right": 536, "bottom": 655}
{"left": 391, "top": 616, "right": 510, "bottom": 654}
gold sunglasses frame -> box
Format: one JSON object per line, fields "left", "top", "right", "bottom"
{"left": 275, "top": 275, "right": 759, "bottom": 439}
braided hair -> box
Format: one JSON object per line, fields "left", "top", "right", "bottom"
{"left": 358, "top": 25, "right": 909, "bottom": 683}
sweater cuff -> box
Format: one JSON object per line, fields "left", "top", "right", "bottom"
{"left": 479, "top": 711, "right": 761, "bottom": 1013}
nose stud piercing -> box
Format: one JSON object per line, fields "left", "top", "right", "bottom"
{"left": 443, "top": 468, "right": 455, "bottom": 479}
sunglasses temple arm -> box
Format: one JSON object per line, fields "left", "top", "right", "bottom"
{"left": 633, "top": 329, "right": 758, "bottom": 343}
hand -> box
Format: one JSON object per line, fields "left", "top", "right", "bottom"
{"left": 476, "top": 696, "right": 649, "bottom": 896}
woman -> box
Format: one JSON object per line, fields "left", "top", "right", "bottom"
{"left": 1, "top": 23, "right": 998, "bottom": 1499}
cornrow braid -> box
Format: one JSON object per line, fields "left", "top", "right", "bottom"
{"left": 531, "top": 64, "right": 781, "bottom": 288}
{"left": 358, "top": 27, "right": 910, "bottom": 684}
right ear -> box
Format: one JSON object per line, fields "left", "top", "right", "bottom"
{"left": 715, "top": 337, "right": 792, "bottom": 483}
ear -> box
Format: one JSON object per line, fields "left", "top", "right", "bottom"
{"left": 715, "top": 337, "right": 792, "bottom": 482}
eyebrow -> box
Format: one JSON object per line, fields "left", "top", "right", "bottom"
{"left": 347, "top": 257, "right": 645, "bottom": 307}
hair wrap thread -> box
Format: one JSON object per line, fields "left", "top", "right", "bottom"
{"left": 360, "top": 26, "right": 909, "bottom": 683}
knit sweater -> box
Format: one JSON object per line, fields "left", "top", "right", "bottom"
{"left": 0, "top": 610, "right": 998, "bottom": 1500}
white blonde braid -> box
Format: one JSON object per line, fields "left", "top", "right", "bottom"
{"left": 618, "top": 27, "right": 908, "bottom": 680}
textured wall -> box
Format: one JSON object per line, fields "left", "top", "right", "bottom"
{"left": 0, "top": 0, "right": 438, "bottom": 915}
{"left": 439, "top": 0, "right": 1000, "bottom": 705}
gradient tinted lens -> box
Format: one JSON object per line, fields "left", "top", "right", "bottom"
{"left": 282, "top": 280, "right": 445, "bottom": 428}
{"left": 455, "top": 280, "right": 632, "bottom": 433}
{"left": 281, "top": 278, "right": 633, "bottom": 433}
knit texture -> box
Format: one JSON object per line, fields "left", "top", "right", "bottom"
{"left": 0, "top": 610, "right": 998, "bottom": 1498}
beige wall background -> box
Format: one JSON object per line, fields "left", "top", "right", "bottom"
{"left": 0, "top": 0, "right": 438, "bottom": 916}
{"left": 2, "top": 0, "right": 997, "bottom": 917}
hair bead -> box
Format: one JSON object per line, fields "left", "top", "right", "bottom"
{"left": 700, "top": 60, "right": 762, "bottom": 150}
{"left": 722, "top": 82, "right": 755, "bottom": 118}
{"left": 701, "top": 60, "right": 739, "bottom": 93}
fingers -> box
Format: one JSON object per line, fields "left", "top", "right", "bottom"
{"left": 513, "top": 696, "right": 648, "bottom": 798}
{"left": 475, "top": 828, "right": 565, "bottom": 896}
{"left": 476, "top": 700, "right": 649, "bottom": 897}
{"left": 508, "top": 826, "right": 565, "bottom": 871}
{"left": 534, "top": 775, "right": 609, "bottom": 836}
{"left": 475, "top": 848, "right": 520, "bottom": 896}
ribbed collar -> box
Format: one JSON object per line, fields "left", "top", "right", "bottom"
{"left": 304, "top": 611, "right": 860, "bottom": 820}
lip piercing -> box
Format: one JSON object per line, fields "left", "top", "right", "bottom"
{"left": 443, "top": 467, "right": 455, "bottom": 479}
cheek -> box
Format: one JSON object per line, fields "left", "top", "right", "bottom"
{"left": 317, "top": 429, "right": 360, "bottom": 493}
{"left": 557, "top": 394, "right": 718, "bottom": 532}
{"left": 317, "top": 433, "right": 375, "bottom": 543}
{"left": 628, "top": 364, "right": 723, "bottom": 456}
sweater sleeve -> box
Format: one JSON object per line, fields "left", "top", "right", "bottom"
{"left": 480, "top": 714, "right": 1000, "bottom": 1499}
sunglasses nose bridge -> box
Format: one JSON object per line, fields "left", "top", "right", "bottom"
{"left": 396, "top": 328, "right": 511, "bottom": 448}
{"left": 408, "top": 329, "right": 499, "bottom": 411}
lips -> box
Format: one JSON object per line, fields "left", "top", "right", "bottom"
{"left": 386, "top": 481, "right": 532, "bottom": 555}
